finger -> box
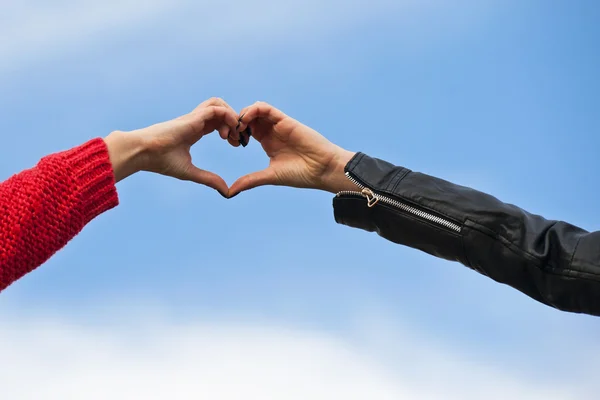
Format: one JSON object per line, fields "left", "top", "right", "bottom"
{"left": 203, "top": 106, "right": 239, "bottom": 128}
{"left": 217, "top": 125, "right": 230, "bottom": 140}
{"left": 186, "top": 106, "right": 239, "bottom": 139}
{"left": 228, "top": 167, "right": 277, "bottom": 198}
{"left": 237, "top": 101, "right": 287, "bottom": 132}
{"left": 238, "top": 130, "right": 250, "bottom": 147}
{"left": 227, "top": 114, "right": 244, "bottom": 142}
{"left": 194, "top": 97, "right": 235, "bottom": 114}
{"left": 228, "top": 122, "right": 253, "bottom": 147}
{"left": 228, "top": 126, "right": 241, "bottom": 141}
{"left": 182, "top": 165, "right": 229, "bottom": 197}
{"left": 228, "top": 136, "right": 240, "bottom": 147}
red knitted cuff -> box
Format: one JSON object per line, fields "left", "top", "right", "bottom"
{"left": 57, "top": 138, "right": 120, "bottom": 224}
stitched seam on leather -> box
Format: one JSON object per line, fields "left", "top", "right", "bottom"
{"left": 569, "top": 234, "right": 583, "bottom": 269}
{"left": 544, "top": 266, "right": 600, "bottom": 282}
{"left": 390, "top": 169, "right": 411, "bottom": 193}
{"left": 385, "top": 168, "right": 409, "bottom": 192}
{"left": 461, "top": 225, "right": 473, "bottom": 269}
{"left": 467, "top": 220, "right": 600, "bottom": 280}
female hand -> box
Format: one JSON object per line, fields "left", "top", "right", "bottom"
{"left": 229, "top": 101, "right": 357, "bottom": 197}
{"left": 104, "top": 97, "right": 239, "bottom": 197}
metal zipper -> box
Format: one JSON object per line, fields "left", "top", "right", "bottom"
{"left": 337, "top": 172, "right": 462, "bottom": 233}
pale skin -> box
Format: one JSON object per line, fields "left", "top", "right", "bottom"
{"left": 104, "top": 98, "right": 357, "bottom": 196}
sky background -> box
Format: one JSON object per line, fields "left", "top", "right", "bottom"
{"left": 1, "top": 0, "right": 600, "bottom": 398}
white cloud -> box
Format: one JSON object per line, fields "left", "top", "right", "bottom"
{"left": 0, "top": 311, "right": 583, "bottom": 399}
{"left": 0, "top": 0, "right": 179, "bottom": 72}
{"left": 0, "top": 0, "right": 493, "bottom": 75}
{"left": 0, "top": 0, "right": 384, "bottom": 68}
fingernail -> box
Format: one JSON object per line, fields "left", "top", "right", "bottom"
{"left": 236, "top": 113, "right": 246, "bottom": 131}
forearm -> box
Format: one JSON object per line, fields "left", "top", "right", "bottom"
{"left": 0, "top": 139, "right": 119, "bottom": 291}
{"left": 104, "top": 130, "right": 147, "bottom": 182}
{"left": 332, "top": 153, "right": 600, "bottom": 316}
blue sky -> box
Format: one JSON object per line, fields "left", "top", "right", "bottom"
{"left": 1, "top": 0, "right": 599, "bottom": 398}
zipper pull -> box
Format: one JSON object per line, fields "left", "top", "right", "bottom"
{"left": 361, "top": 188, "right": 379, "bottom": 208}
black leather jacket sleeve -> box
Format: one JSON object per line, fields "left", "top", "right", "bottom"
{"left": 333, "top": 153, "right": 600, "bottom": 316}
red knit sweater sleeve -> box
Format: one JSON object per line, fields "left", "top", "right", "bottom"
{"left": 0, "top": 138, "right": 119, "bottom": 291}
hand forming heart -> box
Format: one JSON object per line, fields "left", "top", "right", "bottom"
{"left": 104, "top": 98, "right": 358, "bottom": 197}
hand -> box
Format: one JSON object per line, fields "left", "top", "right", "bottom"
{"left": 228, "top": 102, "right": 357, "bottom": 197}
{"left": 104, "top": 98, "right": 239, "bottom": 196}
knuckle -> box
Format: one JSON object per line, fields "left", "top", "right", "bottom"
{"left": 202, "top": 106, "right": 216, "bottom": 117}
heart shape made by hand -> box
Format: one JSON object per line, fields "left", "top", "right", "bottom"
{"left": 108, "top": 98, "right": 356, "bottom": 199}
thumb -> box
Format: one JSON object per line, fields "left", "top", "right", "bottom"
{"left": 228, "top": 167, "right": 277, "bottom": 198}
{"left": 183, "top": 164, "right": 229, "bottom": 198}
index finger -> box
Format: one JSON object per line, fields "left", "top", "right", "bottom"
{"left": 200, "top": 105, "right": 240, "bottom": 130}
{"left": 238, "top": 101, "right": 287, "bottom": 132}
{"left": 184, "top": 105, "right": 239, "bottom": 140}
{"left": 193, "top": 97, "right": 236, "bottom": 114}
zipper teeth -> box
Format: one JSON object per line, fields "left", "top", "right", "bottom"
{"left": 345, "top": 174, "right": 367, "bottom": 191}
{"left": 379, "top": 196, "right": 462, "bottom": 232}
{"left": 341, "top": 173, "right": 462, "bottom": 233}
{"left": 337, "top": 190, "right": 363, "bottom": 197}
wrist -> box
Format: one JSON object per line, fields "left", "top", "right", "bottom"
{"left": 103, "top": 130, "right": 148, "bottom": 183}
{"left": 319, "top": 148, "right": 357, "bottom": 194}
